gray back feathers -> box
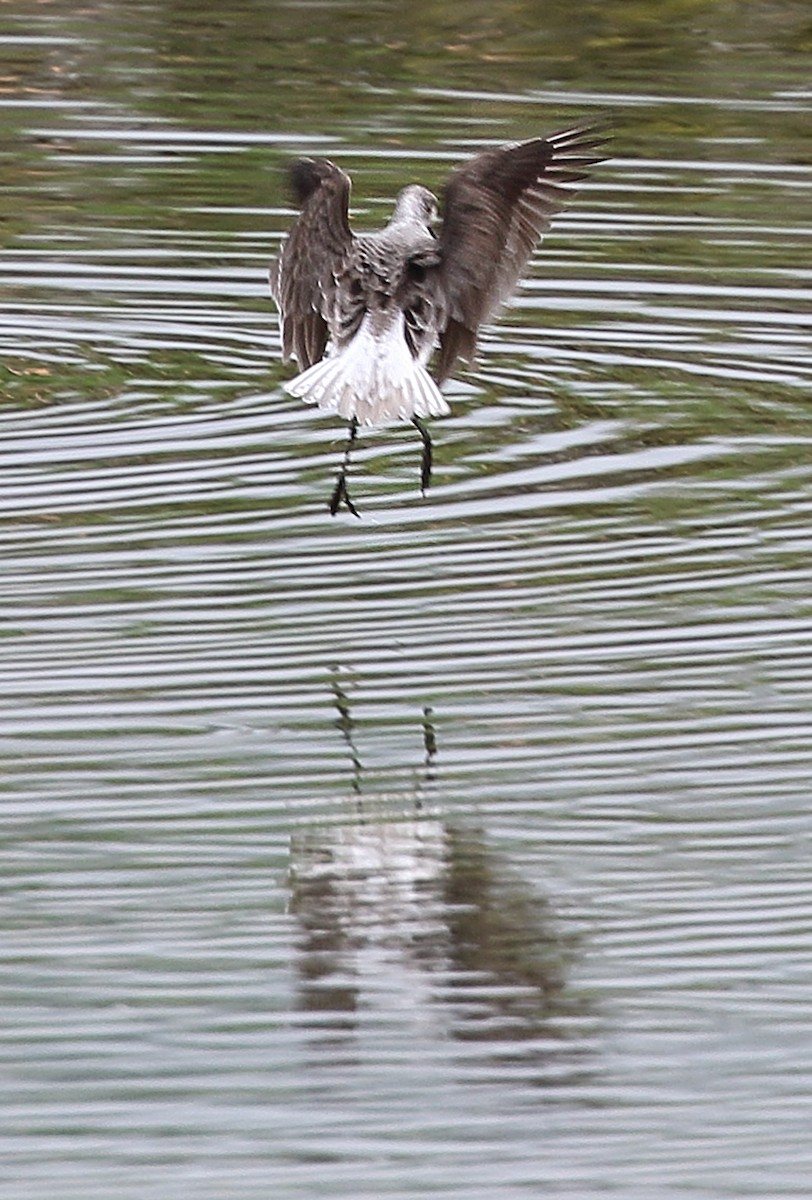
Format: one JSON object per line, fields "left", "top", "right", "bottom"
{"left": 270, "top": 122, "right": 609, "bottom": 380}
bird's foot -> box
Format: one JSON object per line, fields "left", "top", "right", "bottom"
{"left": 329, "top": 471, "right": 360, "bottom": 518}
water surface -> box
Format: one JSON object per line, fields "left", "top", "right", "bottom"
{"left": 2, "top": 2, "right": 812, "bottom": 1197}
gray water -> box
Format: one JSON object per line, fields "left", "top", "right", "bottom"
{"left": 2, "top": 2, "right": 812, "bottom": 1197}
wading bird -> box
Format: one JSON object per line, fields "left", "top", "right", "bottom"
{"left": 270, "top": 122, "right": 608, "bottom": 516}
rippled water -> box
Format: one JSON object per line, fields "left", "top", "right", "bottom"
{"left": 2, "top": 2, "right": 812, "bottom": 1197}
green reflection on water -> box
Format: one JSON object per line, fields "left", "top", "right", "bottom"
{"left": 1, "top": 0, "right": 810, "bottom": 524}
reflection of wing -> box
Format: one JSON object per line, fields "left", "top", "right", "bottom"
{"left": 435, "top": 122, "right": 609, "bottom": 381}
{"left": 289, "top": 814, "right": 591, "bottom": 1062}
{"left": 269, "top": 158, "right": 353, "bottom": 368}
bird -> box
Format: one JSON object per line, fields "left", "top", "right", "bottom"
{"left": 269, "top": 121, "right": 609, "bottom": 516}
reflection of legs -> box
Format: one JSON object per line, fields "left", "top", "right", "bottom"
{"left": 329, "top": 673, "right": 439, "bottom": 809}
{"left": 329, "top": 418, "right": 360, "bottom": 517}
{"left": 412, "top": 417, "right": 433, "bottom": 495}
{"left": 415, "top": 704, "right": 437, "bottom": 810}
{"left": 422, "top": 706, "right": 437, "bottom": 778}
{"left": 330, "top": 671, "right": 363, "bottom": 796}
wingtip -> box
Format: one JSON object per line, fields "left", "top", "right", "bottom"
{"left": 289, "top": 158, "right": 325, "bottom": 206}
{"left": 549, "top": 117, "right": 613, "bottom": 153}
{"left": 288, "top": 156, "right": 349, "bottom": 207}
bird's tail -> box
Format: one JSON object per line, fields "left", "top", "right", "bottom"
{"left": 283, "top": 312, "right": 450, "bottom": 426}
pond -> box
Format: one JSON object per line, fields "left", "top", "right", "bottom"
{"left": 2, "top": 2, "right": 812, "bottom": 1197}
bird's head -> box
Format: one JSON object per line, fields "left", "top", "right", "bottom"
{"left": 391, "top": 184, "right": 439, "bottom": 230}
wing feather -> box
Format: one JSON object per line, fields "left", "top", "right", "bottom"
{"left": 435, "top": 122, "right": 609, "bottom": 381}
{"left": 270, "top": 158, "right": 353, "bottom": 369}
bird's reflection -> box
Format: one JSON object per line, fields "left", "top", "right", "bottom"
{"left": 289, "top": 678, "right": 594, "bottom": 1080}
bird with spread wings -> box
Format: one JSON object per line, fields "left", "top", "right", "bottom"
{"left": 270, "top": 122, "right": 609, "bottom": 516}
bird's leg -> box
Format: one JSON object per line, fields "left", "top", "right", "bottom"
{"left": 412, "top": 416, "right": 433, "bottom": 495}
{"left": 329, "top": 418, "right": 361, "bottom": 517}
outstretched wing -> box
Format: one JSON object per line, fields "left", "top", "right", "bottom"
{"left": 270, "top": 158, "right": 353, "bottom": 369}
{"left": 435, "top": 122, "right": 609, "bottom": 381}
